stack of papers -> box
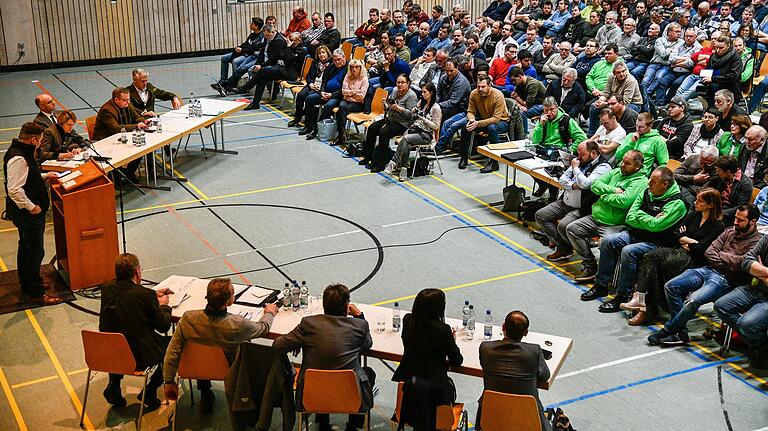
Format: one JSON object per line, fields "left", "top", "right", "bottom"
{"left": 154, "top": 275, "right": 196, "bottom": 307}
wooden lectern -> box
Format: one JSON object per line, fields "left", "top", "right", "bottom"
{"left": 50, "top": 160, "right": 119, "bottom": 291}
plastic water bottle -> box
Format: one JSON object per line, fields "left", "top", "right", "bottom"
{"left": 197, "top": 98, "right": 204, "bottom": 116}
{"left": 138, "top": 129, "right": 145, "bottom": 146}
{"left": 464, "top": 305, "right": 475, "bottom": 341}
{"left": 392, "top": 302, "right": 401, "bottom": 332}
{"left": 428, "top": 160, "right": 435, "bottom": 175}
{"left": 131, "top": 129, "right": 138, "bottom": 146}
{"left": 282, "top": 283, "right": 292, "bottom": 309}
{"left": 299, "top": 281, "right": 308, "bottom": 309}
{"left": 189, "top": 93, "right": 195, "bottom": 117}
{"left": 120, "top": 127, "right": 127, "bottom": 144}
{"left": 462, "top": 300, "right": 471, "bottom": 329}
{"left": 291, "top": 280, "right": 301, "bottom": 311}
{"left": 157, "top": 117, "right": 163, "bottom": 133}
{"left": 484, "top": 310, "right": 493, "bottom": 340}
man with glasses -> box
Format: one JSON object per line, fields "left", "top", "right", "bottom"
{"left": 587, "top": 58, "right": 642, "bottom": 135}
{"left": 573, "top": 38, "right": 601, "bottom": 88}
{"left": 489, "top": 44, "right": 517, "bottom": 90}
{"left": 534, "top": 67, "right": 585, "bottom": 120}
{"left": 542, "top": 41, "right": 575, "bottom": 83}
{"left": 595, "top": 11, "right": 621, "bottom": 53}
{"left": 738, "top": 125, "right": 768, "bottom": 188}
{"left": 32, "top": 94, "right": 59, "bottom": 129}
{"left": 448, "top": 29, "right": 468, "bottom": 57}
{"left": 617, "top": 18, "right": 641, "bottom": 60}
{"left": 714, "top": 89, "right": 746, "bottom": 132}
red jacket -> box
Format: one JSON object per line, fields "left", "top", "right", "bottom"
{"left": 283, "top": 17, "right": 311, "bottom": 37}
{"left": 355, "top": 20, "right": 381, "bottom": 41}
{"left": 691, "top": 46, "right": 713, "bottom": 75}
{"left": 489, "top": 57, "right": 515, "bottom": 86}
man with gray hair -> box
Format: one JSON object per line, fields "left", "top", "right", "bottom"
{"left": 617, "top": 18, "right": 640, "bottom": 59}
{"left": 640, "top": 22, "right": 683, "bottom": 110}
{"left": 587, "top": 59, "right": 642, "bottom": 135}
{"left": 541, "top": 40, "right": 576, "bottom": 82}
{"left": 739, "top": 125, "right": 768, "bottom": 188}
{"left": 127, "top": 68, "right": 181, "bottom": 115}
{"left": 595, "top": 11, "right": 621, "bottom": 52}
{"left": 674, "top": 144, "right": 718, "bottom": 206}
{"left": 531, "top": 67, "right": 584, "bottom": 119}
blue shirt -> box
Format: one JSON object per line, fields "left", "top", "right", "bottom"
{"left": 408, "top": 35, "right": 432, "bottom": 59}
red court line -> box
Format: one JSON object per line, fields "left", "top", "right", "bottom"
{"left": 32, "top": 81, "right": 69, "bottom": 111}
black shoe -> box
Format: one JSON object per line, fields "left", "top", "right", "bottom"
{"left": 370, "top": 165, "right": 384, "bottom": 173}
{"left": 200, "top": 388, "right": 215, "bottom": 414}
{"left": 647, "top": 328, "right": 672, "bottom": 346}
{"left": 458, "top": 157, "right": 468, "bottom": 169}
{"left": 532, "top": 185, "right": 546, "bottom": 197}
{"left": 298, "top": 127, "right": 310, "bottom": 135}
{"left": 287, "top": 119, "right": 301, "bottom": 127}
{"left": 318, "top": 423, "right": 332, "bottom": 431}
{"left": 244, "top": 101, "right": 260, "bottom": 111}
{"left": 480, "top": 159, "right": 499, "bottom": 173}
{"left": 210, "top": 83, "right": 226, "bottom": 97}
{"left": 660, "top": 331, "right": 690, "bottom": 347}
{"left": 103, "top": 383, "right": 127, "bottom": 407}
{"left": 580, "top": 283, "right": 609, "bottom": 301}
{"left": 141, "top": 396, "right": 162, "bottom": 413}
{"left": 358, "top": 158, "right": 370, "bottom": 166}
{"left": 306, "top": 130, "right": 317, "bottom": 140}
{"left": 598, "top": 295, "right": 629, "bottom": 313}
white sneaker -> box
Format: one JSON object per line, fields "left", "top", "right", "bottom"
{"left": 383, "top": 161, "right": 396, "bottom": 175}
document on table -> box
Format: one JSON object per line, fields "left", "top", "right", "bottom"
{"left": 154, "top": 275, "right": 196, "bottom": 307}
{"left": 234, "top": 285, "right": 280, "bottom": 306}
{"left": 516, "top": 157, "right": 554, "bottom": 170}
{"left": 228, "top": 303, "right": 264, "bottom": 321}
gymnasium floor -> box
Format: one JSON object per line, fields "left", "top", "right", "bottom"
{"left": 0, "top": 56, "right": 767, "bottom": 431}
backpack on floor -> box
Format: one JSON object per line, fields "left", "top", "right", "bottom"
{"left": 413, "top": 156, "right": 431, "bottom": 177}
{"left": 547, "top": 407, "right": 576, "bottom": 431}
{"left": 502, "top": 184, "right": 527, "bottom": 213}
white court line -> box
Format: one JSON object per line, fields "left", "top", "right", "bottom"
{"left": 557, "top": 347, "right": 684, "bottom": 379}
{"left": 752, "top": 427, "right": 768, "bottom": 431}
{"left": 223, "top": 117, "right": 286, "bottom": 127}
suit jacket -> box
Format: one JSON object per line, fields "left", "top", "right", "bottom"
{"left": 256, "top": 34, "right": 288, "bottom": 67}
{"left": 37, "top": 124, "right": 85, "bottom": 164}
{"left": 317, "top": 27, "right": 341, "bottom": 52}
{"left": 673, "top": 154, "right": 716, "bottom": 206}
{"left": 99, "top": 279, "right": 172, "bottom": 369}
{"left": 93, "top": 99, "right": 148, "bottom": 141}
{"left": 544, "top": 79, "right": 585, "bottom": 120}
{"left": 33, "top": 111, "right": 59, "bottom": 129}
{"left": 272, "top": 314, "right": 373, "bottom": 411}
{"left": 128, "top": 83, "right": 178, "bottom": 113}
{"left": 738, "top": 143, "right": 768, "bottom": 188}
{"left": 477, "top": 338, "right": 551, "bottom": 431}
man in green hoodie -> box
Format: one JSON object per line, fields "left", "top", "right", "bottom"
{"left": 614, "top": 112, "right": 670, "bottom": 174}
{"left": 567, "top": 150, "right": 647, "bottom": 282}
{"left": 582, "top": 166, "right": 688, "bottom": 312}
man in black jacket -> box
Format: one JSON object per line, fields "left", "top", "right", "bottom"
{"left": 656, "top": 96, "right": 694, "bottom": 160}
{"left": 706, "top": 154, "right": 754, "bottom": 225}
{"left": 213, "top": 17, "right": 263, "bottom": 94}
{"left": 739, "top": 125, "right": 768, "bottom": 188}
{"left": 626, "top": 22, "right": 659, "bottom": 80}
{"left": 99, "top": 253, "right": 172, "bottom": 411}
{"left": 238, "top": 25, "right": 291, "bottom": 110}
{"left": 703, "top": 34, "right": 744, "bottom": 106}
{"left": 127, "top": 68, "right": 181, "bottom": 114}
{"left": 222, "top": 25, "right": 287, "bottom": 97}
{"left": 529, "top": 68, "right": 585, "bottom": 119}
{"left": 309, "top": 12, "right": 341, "bottom": 57}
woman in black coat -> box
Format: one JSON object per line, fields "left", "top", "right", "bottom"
{"left": 287, "top": 44, "right": 332, "bottom": 127}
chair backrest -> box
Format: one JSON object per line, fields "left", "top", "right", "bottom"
{"left": 480, "top": 390, "right": 542, "bottom": 431}
{"left": 701, "top": 39, "right": 712, "bottom": 49}
{"left": 81, "top": 330, "right": 138, "bottom": 375}
{"left": 666, "top": 158, "right": 682, "bottom": 171}
{"left": 759, "top": 54, "right": 768, "bottom": 79}
{"left": 341, "top": 41, "right": 353, "bottom": 60}
{"left": 85, "top": 115, "right": 97, "bottom": 140}
{"left": 752, "top": 187, "right": 762, "bottom": 203}
{"left": 370, "top": 88, "right": 389, "bottom": 116}
{"left": 177, "top": 342, "right": 230, "bottom": 381}
{"left": 352, "top": 46, "right": 366, "bottom": 61}
{"left": 302, "top": 369, "right": 361, "bottom": 414}
{"left": 393, "top": 381, "right": 463, "bottom": 431}
{"left": 302, "top": 58, "right": 314, "bottom": 80}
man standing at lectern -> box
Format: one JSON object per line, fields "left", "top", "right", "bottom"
{"left": 3, "top": 122, "right": 62, "bottom": 305}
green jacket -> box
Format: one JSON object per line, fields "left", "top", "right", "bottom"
{"left": 530, "top": 108, "right": 587, "bottom": 152}
{"left": 741, "top": 48, "right": 754, "bottom": 83}
{"left": 717, "top": 132, "right": 744, "bottom": 158}
{"left": 589, "top": 167, "right": 648, "bottom": 226}
{"left": 585, "top": 58, "right": 617, "bottom": 93}
{"left": 614, "top": 129, "right": 669, "bottom": 174}
{"left": 625, "top": 181, "right": 687, "bottom": 232}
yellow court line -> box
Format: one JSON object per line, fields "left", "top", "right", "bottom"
{"left": 467, "top": 158, "right": 534, "bottom": 192}
{"left": 0, "top": 367, "right": 28, "bottom": 431}
{"left": 0, "top": 256, "right": 7, "bottom": 271}
{"left": 11, "top": 375, "right": 58, "bottom": 389}
{"left": 153, "top": 155, "right": 210, "bottom": 200}
{"left": 68, "top": 368, "right": 88, "bottom": 376}
{"left": 25, "top": 310, "right": 94, "bottom": 430}
{"left": 372, "top": 268, "right": 543, "bottom": 306}
{"left": 690, "top": 339, "right": 768, "bottom": 386}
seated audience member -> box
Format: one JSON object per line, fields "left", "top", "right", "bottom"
{"left": 595, "top": 11, "right": 621, "bottom": 50}
{"left": 437, "top": 58, "right": 472, "bottom": 122}
{"left": 559, "top": 4, "right": 585, "bottom": 45}
{"left": 331, "top": 59, "right": 368, "bottom": 148}
{"left": 476, "top": 16, "right": 492, "bottom": 45}
{"left": 532, "top": 35, "right": 556, "bottom": 78}
{"left": 33, "top": 94, "right": 59, "bottom": 129}
{"left": 640, "top": 23, "right": 683, "bottom": 109}
{"left": 532, "top": 68, "right": 584, "bottom": 121}
{"left": 542, "top": 0, "right": 571, "bottom": 39}
{"left": 650, "top": 204, "right": 762, "bottom": 346}
{"left": 429, "top": 5, "right": 449, "bottom": 39}
{"left": 584, "top": 107, "right": 626, "bottom": 165}
{"left": 37, "top": 110, "right": 84, "bottom": 164}
{"left": 533, "top": 1, "right": 555, "bottom": 39}
{"left": 456, "top": 54, "right": 486, "bottom": 91}
{"left": 430, "top": 49, "right": 449, "bottom": 87}
{"left": 409, "top": 47, "right": 438, "bottom": 91}
{"left": 617, "top": 18, "right": 641, "bottom": 60}
{"left": 391, "top": 289, "right": 463, "bottom": 428}
{"left": 127, "top": 69, "right": 181, "bottom": 114}
{"left": 273, "top": 284, "right": 375, "bottom": 431}
{"left": 354, "top": 8, "right": 382, "bottom": 46}
{"left": 299, "top": 48, "right": 348, "bottom": 140}
{"left": 364, "top": 32, "right": 394, "bottom": 75}
{"left": 718, "top": 113, "right": 751, "bottom": 157}
{"left": 365, "top": 46, "right": 410, "bottom": 111}
{"left": 392, "top": 11, "right": 409, "bottom": 38}
{"left": 541, "top": 41, "right": 578, "bottom": 81}
{"left": 626, "top": 23, "right": 660, "bottom": 80}
{"left": 427, "top": 24, "right": 452, "bottom": 52}
{"left": 489, "top": 44, "right": 517, "bottom": 90}
{"left": 284, "top": 7, "right": 311, "bottom": 37}
{"left": 535, "top": 141, "right": 612, "bottom": 261}
{"left": 375, "top": 9, "right": 394, "bottom": 41}
{"left": 715, "top": 89, "right": 747, "bottom": 132}
{"left": 312, "top": 13, "right": 341, "bottom": 55}
{"left": 622, "top": 186, "right": 725, "bottom": 325}
{"left": 362, "top": 74, "right": 418, "bottom": 172}
{"left": 99, "top": 253, "right": 172, "bottom": 410}
{"left": 492, "top": 23, "right": 518, "bottom": 60}
{"left": 582, "top": 167, "right": 687, "bottom": 312}
{"left": 587, "top": 59, "right": 643, "bottom": 136}
{"left": 512, "top": 0, "right": 544, "bottom": 39}
{"left": 448, "top": 29, "right": 468, "bottom": 57}
{"left": 484, "top": 0, "right": 513, "bottom": 22}
{"left": 715, "top": 217, "right": 768, "bottom": 368}
{"left": 453, "top": 11, "right": 477, "bottom": 38}
{"left": 465, "top": 34, "right": 487, "bottom": 61}
{"left": 409, "top": 22, "right": 433, "bottom": 59}
{"left": 655, "top": 97, "right": 694, "bottom": 160}
{"left": 674, "top": 145, "right": 719, "bottom": 206}
{"left": 458, "top": 77, "right": 509, "bottom": 171}
{"left": 384, "top": 82, "right": 441, "bottom": 179}
{"left": 739, "top": 125, "right": 768, "bottom": 188}
{"left": 702, "top": 35, "right": 743, "bottom": 107}
{"left": 213, "top": 17, "right": 263, "bottom": 94}
{"left": 606, "top": 95, "right": 638, "bottom": 134}
{"left": 572, "top": 39, "right": 601, "bottom": 87}
{"left": 683, "top": 107, "right": 725, "bottom": 159}
{"left": 476, "top": 311, "right": 551, "bottom": 431}
{"left": 572, "top": 11, "right": 602, "bottom": 54}
{"left": 674, "top": 30, "right": 718, "bottom": 101}
{"left": 652, "top": 28, "right": 701, "bottom": 108}
{"left": 243, "top": 32, "right": 306, "bottom": 110}
{"left": 519, "top": 26, "right": 544, "bottom": 55}
{"left": 231, "top": 24, "right": 287, "bottom": 103}
{"left": 265, "top": 16, "right": 277, "bottom": 28}
{"left": 302, "top": 12, "right": 325, "bottom": 49}
{"left": 394, "top": 33, "right": 412, "bottom": 63}
{"left": 583, "top": 44, "right": 623, "bottom": 116}
{"left": 613, "top": 112, "right": 670, "bottom": 175}
{"left": 753, "top": 174, "right": 768, "bottom": 232}
{"left": 482, "top": 20, "right": 504, "bottom": 58}
{"left": 706, "top": 154, "right": 754, "bottom": 225}
{"left": 93, "top": 87, "right": 150, "bottom": 182}
{"left": 509, "top": 67, "right": 545, "bottom": 134}
{"left": 162, "top": 279, "right": 279, "bottom": 412}
{"left": 288, "top": 45, "right": 332, "bottom": 128}
{"left": 530, "top": 97, "right": 588, "bottom": 200}
{"left": 568, "top": 150, "right": 647, "bottom": 281}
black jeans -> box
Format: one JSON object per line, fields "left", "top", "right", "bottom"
{"left": 244, "top": 65, "right": 288, "bottom": 101}
{"left": 336, "top": 100, "right": 364, "bottom": 134}
{"left": 364, "top": 119, "right": 407, "bottom": 168}
{"left": 294, "top": 86, "right": 313, "bottom": 121}
{"left": 13, "top": 212, "right": 46, "bottom": 298}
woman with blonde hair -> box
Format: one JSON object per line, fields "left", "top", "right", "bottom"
{"left": 288, "top": 44, "right": 332, "bottom": 127}
{"left": 331, "top": 59, "right": 368, "bottom": 147}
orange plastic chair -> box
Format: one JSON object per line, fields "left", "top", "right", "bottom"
{"left": 85, "top": 115, "right": 96, "bottom": 140}
{"left": 347, "top": 87, "right": 388, "bottom": 128}
{"left": 342, "top": 41, "right": 354, "bottom": 60}
{"left": 281, "top": 57, "right": 314, "bottom": 108}
{"left": 666, "top": 159, "right": 682, "bottom": 171}
{"left": 352, "top": 46, "right": 366, "bottom": 61}
{"left": 752, "top": 187, "right": 762, "bottom": 203}
{"left": 391, "top": 381, "right": 466, "bottom": 430}
{"left": 479, "top": 390, "right": 542, "bottom": 431}
{"left": 80, "top": 330, "right": 157, "bottom": 430}
{"left": 299, "top": 369, "right": 369, "bottom": 430}
{"left": 171, "top": 342, "right": 230, "bottom": 430}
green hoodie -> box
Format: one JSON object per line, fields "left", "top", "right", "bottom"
{"left": 614, "top": 129, "right": 669, "bottom": 174}
{"left": 530, "top": 108, "right": 588, "bottom": 152}
{"left": 625, "top": 181, "right": 687, "bottom": 232}
{"left": 589, "top": 167, "right": 648, "bottom": 226}
{"left": 585, "top": 58, "right": 618, "bottom": 93}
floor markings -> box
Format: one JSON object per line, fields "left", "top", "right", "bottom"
{"left": 31, "top": 81, "right": 70, "bottom": 111}
{"left": 556, "top": 347, "right": 684, "bottom": 379}
{"left": 0, "top": 367, "right": 28, "bottom": 431}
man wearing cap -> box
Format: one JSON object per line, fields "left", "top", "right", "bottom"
{"left": 656, "top": 96, "right": 694, "bottom": 160}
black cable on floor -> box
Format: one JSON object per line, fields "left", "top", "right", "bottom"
{"left": 717, "top": 365, "right": 735, "bottom": 431}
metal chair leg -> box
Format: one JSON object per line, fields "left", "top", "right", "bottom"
{"left": 364, "top": 412, "right": 370, "bottom": 431}
{"left": 189, "top": 379, "right": 195, "bottom": 405}
{"left": 432, "top": 147, "right": 444, "bottom": 175}
{"left": 79, "top": 369, "right": 91, "bottom": 428}
{"left": 137, "top": 373, "right": 149, "bottom": 430}
{"left": 198, "top": 130, "right": 208, "bottom": 159}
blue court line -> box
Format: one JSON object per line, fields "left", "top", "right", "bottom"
{"left": 724, "top": 369, "right": 768, "bottom": 396}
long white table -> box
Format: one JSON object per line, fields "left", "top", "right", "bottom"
{"left": 477, "top": 143, "right": 561, "bottom": 189}
{"left": 157, "top": 276, "right": 573, "bottom": 390}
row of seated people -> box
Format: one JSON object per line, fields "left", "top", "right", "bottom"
{"left": 96, "top": 253, "right": 554, "bottom": 431}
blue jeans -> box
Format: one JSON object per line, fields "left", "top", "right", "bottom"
{"left": 595, "top": 231, "right": 657, "bottom": 295}
{"left": 436, "top": 113, "right": 468, "bottom": 152}
{"left": 220, "top": 52, "right": 240, "bottom": 82}
{"left": 664, "top": 267, "right": 732, "bottom": 333}
{"left": 458, "top": 121, "right": 509, "bottom": 156}
{"left": 641, "top": 63, "right": 663, "bottom": 99}
{"left": 675, "top": 74, "right": 702, "bottom": 101}
{"left": 626, "top": 61, "right": 648, "bottom": 82}
{"left": 715, "top": 285, "right": 768, "bottom": 349}
{"left": 587, "top": 102, "right": 606, "bottom": 136}
{"left": 653, "top": 66, "right": 679, "bottom": 106}
{"left": 749, "top": 75, "right": 768, "bottom": 113}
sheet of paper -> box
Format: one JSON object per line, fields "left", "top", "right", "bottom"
{"left": 228, "top": 304, "right": 264, "bottom": 322}
{"left": 700, "top": 69, "right": 713, "bottom": 79}
{"left": 154, "top": 275, "right": 197, "bottom": 307}
{"left": 59, "top": 170, "right": 82, "bottom": 183}
{"left": 237, "top": 286, "right": 278, "bottom": 304}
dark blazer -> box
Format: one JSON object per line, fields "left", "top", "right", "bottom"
{"left": 707, "top": 47, "right": 743, "bottom": 102}
{"left": 33, "top": 111, "right": 59, "bottom": 129}
{"left": 317, "top": 27, "right": 341, "bottom": 52}
{"left": 37, "top": 124, "right": 85, "bottom": 164}
{"left": 477, "top": 338, "right": 552, "bottom": 431}
{"left": 544, "top": 79, "right": 586, "bottom": 120}
{"left": 392, "top": 314, "right": 463, "bottom": 386}
{"left": 283, "top": 44, "right": 308, "bottom": 79}
{"left": 128, "top": 83, "right": 178, "bottom": 113}
{"left": 674, "top": 154, "right": 717, "bottom": 206}
{"left": 738, "top": 143, "right": 768, "bottom": 188}
{"left": 93, "top": 99, "right": 148, "bottom": 141}
{"left": 272, "top": 314, "right": 373, "bottom": 411}
{"left": 99, "top": 279, "right": 172, "bottom": 369}
{"left": 256, "top": 33, "right": 288, "bottom": 67}
{"left": 705, "top": 173, "right": 754, "bottom": 222}
{"left": 239, "top": 31, "right": 264, "bottom": 56}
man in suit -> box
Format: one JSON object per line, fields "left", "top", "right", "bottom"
{"left": 528, "top": 68, "right": 584, "bottom": 121}
{"left": 476, "top": 311, "right": 551, "bottom": 431}
{"left": 127, "top": 68, "right": 181, "bottom": 116}
{"left": 240, "top": 25, "right": 289, "bottom": 110}
{"left": 273, "top": 284, "right": 375, "bottom": 431}
{"left": 739, "top": 125, "right": 768, "bottom": 188}
{"left": 99, "top": 253, "right": 172, "bottom": 411}
{"left": 93, "top": 87, "right": 150, "bottom": 182}
{"left": 309, "top": 12, "right": 341, "bottom": 57}
{"left": 33, "top": 94, "right": 59, "bottom": 129}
